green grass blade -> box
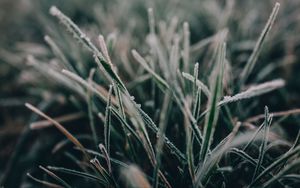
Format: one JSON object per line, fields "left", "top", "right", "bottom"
{"left": 200, "top": 43, "right": 226, "bottom": 162}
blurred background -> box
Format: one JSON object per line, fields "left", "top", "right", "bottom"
{"left": 1, "top": 0, "right": 300, "bottom": 187}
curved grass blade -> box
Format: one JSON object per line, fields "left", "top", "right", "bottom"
{"left": 99, "top": 144, "right": 112, "bottom": 174}
{"left": 30, "top": 112, "right": 84, "bottom": 130}
{"left": 25, "top": 103, "right": 88, "bottom": 158}
{"left": 39, "top": 166, "right": 72, "bottom": 188}
{"left": 47, "top": 166, "right": 108, "bottom": 186}
{"left": 27, "top": 173, "right": 64, "bottom": 188}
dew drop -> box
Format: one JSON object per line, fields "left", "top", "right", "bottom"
{"left": 80, "top": 34, "right": 86, "bottom": 38}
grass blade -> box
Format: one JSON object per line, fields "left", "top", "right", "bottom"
{"left": 250, "top": 146, "right": 300, "bottom": 186}
{"left": 47, "top": 166, "right": 108, "bottom": 186}
{"left": 87, "top": 68, "right": 98, "bottom": 146}
{"left": 99, "top": 144, "right": 112, "bottom": 174}
{"left": 240, "top": 2, "right": 280, "bottom": 83}
{"left": 153, "top": 91, "right": 172, "bottom": 188}
{"left": 44, "top": 35, "right": 75, "bottom": 72}
{"left": 83, "top": 148, "right": 129, "bottom": 169}
{"left": 192, "top": 63, "right": 199, "bottom": 99}
{"left": 193, "top": 88, "right": 202, "bottom": 120}
{"left": 62, "top": 69, "right": 108, "bottom": 104}
{"left": 110, "top": 107, "right": 141, "bottom": 143}
{"left": 219, "top": 79, "right": 285, "bottom": 106}
{"left": 39, "top": 166, "right": 72, "bottom": 188}
{"left": 197, "top": 79, "right": 285, "bottom": 122}
{"left": 183, "top": 22, "right": 190, "bottom": 72}
{"left": 184, "top": 110, "right": 195, "bottom": 180}
{"left": 252, "top": 106, "right": 272, "bottom": 180}
{"left": 230, "top": 148, "right": 261, "bottom": 168}
{"left": 25, "top": 103, "right": 87, "bottom": 156}
{"left": 136, "top": 103, "right": 186, "bottom": 162}
{"left": 27, "top": 173, "right": 64, "bottom": 188}
{"left": 104, "top": 85, "right": 113, "bottom": 155}
{"left": 182, "top": 72, "right": 211, "bottom": 98}
{"left": 200, "top": 43, "right": 226, "bottom": 162}
{"left": 132, "top": 49, "right": 169, "bottom": 91}
{"left": 30, "top": 112, "right": 84, "bottom": 130}
{"left": 49, "top": 6, "right": 126, "bottom": 92}
{"left": 263, "top": 159, "right": 300, "bottom": 187}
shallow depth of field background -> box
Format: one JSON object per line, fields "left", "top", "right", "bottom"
{"left": 1, "top": 0, "right": 300, "bottom": 187}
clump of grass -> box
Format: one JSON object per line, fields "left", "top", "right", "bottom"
{"left": 1, "top": 1, "right": 300, "bottom": 188}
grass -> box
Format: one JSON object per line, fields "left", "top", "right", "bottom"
{"left": 1, "top": 0, "right": 300, "bottom": 187}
